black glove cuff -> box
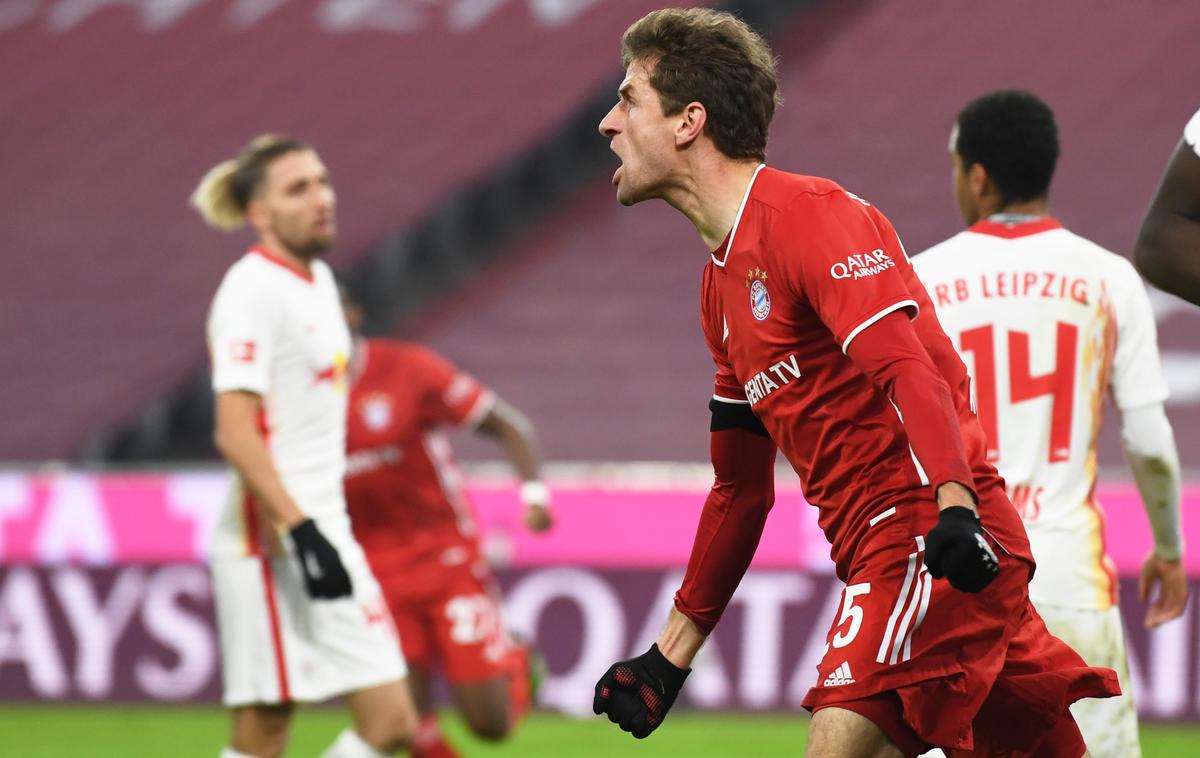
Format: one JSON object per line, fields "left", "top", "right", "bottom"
{"left": 937, "top": 506, "right": 979, "bottom": 526}
{"left": 646, "top": 644, "right": 691, "bottom": 690}
{"left": 289, "top": 518, "right": 318, "bottom": 543}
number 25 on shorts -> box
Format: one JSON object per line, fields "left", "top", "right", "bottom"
{"left": 824, "top": 582, "right": 871, "bottom": 656}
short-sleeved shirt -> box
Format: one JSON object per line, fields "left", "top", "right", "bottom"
{"left": 344, "top": 339, "right": 494, "bottom": 564}
{"left": 915, "top": 219, "right": 1170, "bottom": 609}
{"left": 701, "top": 167, "right": 1027, "bottom": 581}
{"left": 207, "top": 246, "right": 351, "bottom": 555}
{"left": 1185, "top": 107, "right": 1200, "bottom": 157}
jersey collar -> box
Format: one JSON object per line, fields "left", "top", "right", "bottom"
{"left": 711, "top": 163, "right": 766, "bottom": 268}
{"left": 248, "top": 244, "right": 315, "bottom": 283}
{"left": 967, "top": 216, "right": 1062, "bottom": 239}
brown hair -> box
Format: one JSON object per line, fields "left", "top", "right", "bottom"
{"left": 621, "top": 8, "right": 780, "bottom": 162}
{"left": 190, "top": 134, "right": 309, "bottom": 230}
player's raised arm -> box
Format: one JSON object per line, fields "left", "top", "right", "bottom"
{"left": 1135, "top": 111, "right": 1200, "bottom": 305}
{"left": 592, "top": 399, "right": 776, "bottom": 739}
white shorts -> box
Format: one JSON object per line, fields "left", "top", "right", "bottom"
{"left": 1035, "top": 601, "right": 1140, "bottom": 758}
{"left": 212, "top": 512, "right": 407, "bottom": 707}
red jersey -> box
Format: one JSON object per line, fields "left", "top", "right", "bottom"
{"left": 344, "top": 339, "right": 494, "bottom": 561}
{"left": 702, "top": 167, "right": 1031, "bottom": 579}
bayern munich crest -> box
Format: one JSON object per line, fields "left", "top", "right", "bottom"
{"left": 747, "top": 267, "right": 771, "bottom": 321}
{"left": 360, "top": 394, "right": 393, "bottom": 431}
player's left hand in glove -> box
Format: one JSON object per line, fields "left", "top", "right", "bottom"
{"left": 289, "top": 518, "right": 353, "bottom": 600}
{"left": 923, "top": 506, "right": 1000, "bottom": 593}
{"left": 592, "top": 644, "right": 690, "bottom": 739}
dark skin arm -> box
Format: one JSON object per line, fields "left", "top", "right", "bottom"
{"left": 475, "top": 397, "right": 552, "bottom": 532}
{"left": 1135, "top": 140, "right": 1200, "bottom": 305}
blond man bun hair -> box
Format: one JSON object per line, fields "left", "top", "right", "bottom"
{"left": 190, "top": 158, "right": 244, "bottom": 230}
{"left": 189, "top": 134, "right": 309, "bottom": 231}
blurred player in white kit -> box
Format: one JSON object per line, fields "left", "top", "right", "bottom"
{"left": 915, "top": 91, "right": 1188, "bottom": 757}
{"left": 193, "top": 134, "right": 416, "bottom": 758}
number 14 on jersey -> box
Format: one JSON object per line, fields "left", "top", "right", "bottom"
{"left": 959, "top": 322, "right": 1078, "bottom": 464}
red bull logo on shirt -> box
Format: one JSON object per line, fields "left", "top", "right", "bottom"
{"left": 313, "top": 351, "right": 349, "bottom": 391}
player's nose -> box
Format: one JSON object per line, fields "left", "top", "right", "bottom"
{"left": 599, "top": 103, "right": 621, "bottom": 137}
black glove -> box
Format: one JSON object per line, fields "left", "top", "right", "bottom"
{"left": 289, "top": 518, "right": 353, "bottom": 600}
{"left": 923, "top": 506, "right": 1000, "bottom": 593}
{"left": 593, "top": 644, "right": 690, "bottom": 739}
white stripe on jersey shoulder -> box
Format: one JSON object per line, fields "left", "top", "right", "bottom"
{"left": 841, "top": 299, "right": 919, "bottom": 354}
{"left": 712, "top": 394, "right": 751, "bottom": 404}
{"left": 712, "top": 163, "right": 766, "bottom": 268}
{"left": 460, "top": 390, "right": 497, "bottom": 429}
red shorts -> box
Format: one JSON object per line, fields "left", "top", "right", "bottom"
{"left": 801, "top": 506, "right": 1120, "bottom": 755}
{"left": 370, "top": 543, "right": 512, "bottom": 684}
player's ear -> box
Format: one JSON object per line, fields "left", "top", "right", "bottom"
{"left": 967, "top": 162, "right": 990, "bottom": 200}
{"left": 245, "top": 198, "right": 269, "bottom": 233}
{"left": 676, "top": 101, "right": 707, "bottom": 148}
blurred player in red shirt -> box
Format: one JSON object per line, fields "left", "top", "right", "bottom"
{"left": 339, "top": 285, "right": 551, "bottom": 758}
{"left": 591, "top": 9, "right": 1119, "bottom": 757}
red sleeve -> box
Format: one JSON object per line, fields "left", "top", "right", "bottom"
{"left": 673, "top": 426, "right": 776, "bottom": 635}
{"left": 846, "top": 310, "right": 976, "bottom": 499}
{"left": 404, "top": 345, "right": 494, "bottom": 428}
{"left": 785, "top": 190, "right": 918, "bottom": 352}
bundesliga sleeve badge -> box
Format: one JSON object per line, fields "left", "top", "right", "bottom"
{"left": 747, "top": 267, "right": 771, "bottom": 321}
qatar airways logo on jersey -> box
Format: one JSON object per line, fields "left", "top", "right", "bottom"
{"left": 830, "top": 248, "right": 894, "bottom": 280}
{"left": 744, "top": 354, "right": 801, "bottom": 406}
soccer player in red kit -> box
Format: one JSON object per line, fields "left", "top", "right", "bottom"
{"left": 590, "top": 9, "right": 1119, "bottom": 757}
{"left": 339, "top": 287, "right": 551, "bottom": 758}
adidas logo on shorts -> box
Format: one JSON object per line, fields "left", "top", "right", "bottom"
{"left": 823, "top": 661, "right": 855, "bottom": 687}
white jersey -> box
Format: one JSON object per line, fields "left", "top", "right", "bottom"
{"left": 1185, "top": 106, "right": 1200, "bottom": 157}
{"left": 915, "top": 218, "right": 1169, "bottom": 610}
{"left": 207, "top": 246, "right": 351, "bottom": 556}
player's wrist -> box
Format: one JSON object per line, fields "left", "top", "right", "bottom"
{"left": 935, "top": 481, "right": 978, "bottom": 512}
{"left": 288, "top": 517, "right": 317, "bottom": 539}
{"left": 656, "top": 608, "right": 706, "bottom": 669}
{"left": 1153, "top": 545, "right": 1183, "bottom": 563}
{"left": 519, "top": 480, "right": 551, "bottom": 510}
{"left": 646, "top": 643, "right": 691, "bottom": 686}
{"left": 282, "top": 512, "right": 308, "bottom": 531}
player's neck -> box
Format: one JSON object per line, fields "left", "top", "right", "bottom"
{"left": 981, "top": 197, "right": 1049, "bottom": 222}
{"left": 669, "top": 158, "right": 762, "bottom": 251}
{"left": 255, "top": 236, "right": 315, "bottom": 276}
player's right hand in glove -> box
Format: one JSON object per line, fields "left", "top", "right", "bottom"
{"left": 289, "top": 518, "right": 353, "bottom": 600}
{"left": 593, "top": 644, "right": 690, "bottom": 739}
{"left": 923, "top": 506, "right": 999, "bottom": 592}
